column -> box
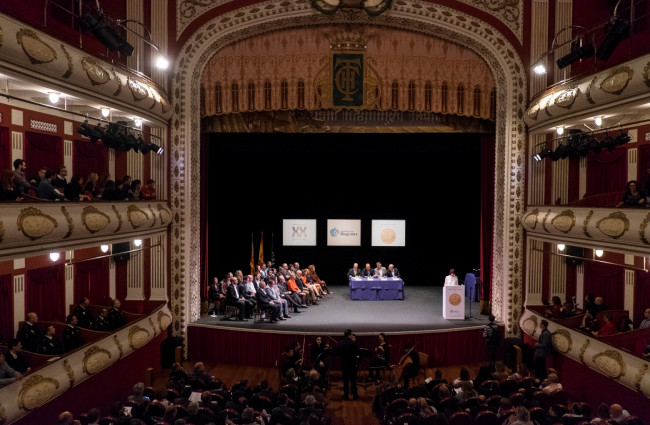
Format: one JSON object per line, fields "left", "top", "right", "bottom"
{"left": 526, "top": 240, "right": 544, "bottom": 305}
{"left": 13, "top": 273, "right": 25, "bottom": 336}
{"left": 126, "top": 240, "right": 144, "bottom": 301}
{"left": 150, "top": 233, "right": 168, "bottom": 301}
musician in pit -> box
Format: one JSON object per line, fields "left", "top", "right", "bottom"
{"left": 336, "top": 329, "right": 360, "bottom": 400}
{"left": 395, "top": 342, "right": 420, "bottom": 390}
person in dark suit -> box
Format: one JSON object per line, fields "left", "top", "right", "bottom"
{"left": 361, "top": 263, "right": 374, "bottom": 277}
{"left": 107, "top": 298, "right": 127, "bottom": 330}
{"left": 226, "top": 279, "right": 252, "bottom": 321}
{"left": 386, "top": 264, "right": 400, "bottom": 278}
{"left": 256, "top": 280, "right": 283, "bottom": 323}
{"left": 4, "top": 339, "right": 30, "bottom": 374}
{"left": 74, "top": 297, "right": 93, "bottom": 329}
{"left": 92, "top": 307, "right": 112, "bottom": 331}
{"left": 16, "top": 312, "right": 42, "bottom": 352}
{"left": 62, "top": 314, "right": 84, "bottom": 352}
{"left": 336, "top": 329, "right": 359, "bottom": 400}
{"left": 238, "top": 278, "right": 257, "bottom": 309}
{"left": 38, "top": 325, "right": 64, "bottom": 355}
{"left": 270, "top": 394, "right": 296, "bottom": 425}
{"left": 347, "top": 263, "right": 362, "bottom": 278}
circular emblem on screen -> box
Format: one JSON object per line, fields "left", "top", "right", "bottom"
{"left": 380, "top": 228, "right": 396, "bottom": 244}
{"left": 330, "top": 227, "right": 339, "bottom": 237}
{"left": 449, "top": 294, "right": 462, "bottom": 306}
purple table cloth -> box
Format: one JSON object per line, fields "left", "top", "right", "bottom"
{"left": 349, "top": 278, "right": 404, "bottom": 300}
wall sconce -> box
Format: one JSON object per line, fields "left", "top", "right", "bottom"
{"left": 49, "top": 252, "right": 60, "bottom": 262}
{"left": 557, "top": 244, "right": 566, "bottom": 251}
{"left": 595, "top": 116, "right": 603, "bottom": 127}
{"left": 134, "top": 239, "right": 142, "bottom": 247}
{"left": 556, "top": 127, "right": 565, "bottom": 136}
{"left": 595, "top": 249, "right": 604, "bottom": 257}
{"left": 100, "top": 244, "right": 110, "bottom": 253}
{"left": 48, "top": 92, "right": 60, "bottom": 104}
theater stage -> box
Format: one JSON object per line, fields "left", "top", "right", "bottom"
{"left": 191, "top": 286, "right": 488, "bottom": 333}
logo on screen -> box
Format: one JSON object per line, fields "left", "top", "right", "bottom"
{"left": 380, "top": 228, "right": 397, "bottom": 244}
{"left": 292, "top": 226, "right": 307, "bottom": 238}
{"left": 330, "top": 228, "right": 340, "bottom": 237}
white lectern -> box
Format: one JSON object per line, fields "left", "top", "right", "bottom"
{"left": 443, "top": 284, "right": 465, "bottom": 319}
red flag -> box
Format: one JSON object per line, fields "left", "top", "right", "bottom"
{"left": 250, "top": 233, "right": 255, "bottom": 275}
{"left": 258, "top": 232, "right": 264, "bottom": 266}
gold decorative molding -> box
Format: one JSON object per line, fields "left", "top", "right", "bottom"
{"left": 128, "top": 325, "right": 151, "bottom": 349}
{"left": 62, "top": 359, "right": 75, "bottom": 388}
{"left": 521, "top": 315, "right": 537, "bottom": 335}
{"left": 81, "top": 206, "right": 111, "bottom": 233}
{"left": 554, "top": 87, "right": 579, "bottom": 110}
{"left": 551, "top": 329, "right": 572, "bottom": 353}
{"left": 599, "top": 66, "right": 633, "bottom": 95}
{"left": 583, "top": 210, "right": 594, "bottom": 238}
{"left": 60, "top": 44, "right": 73, "bottom": 78}
{"left": 595, "top": 211, "right": 629, "bottom": 239}
{"left": 128, "top": 77, "right": 150, "bottom": 102}
{"left": 640, "top": 212, "right": 650, "bottom": 245}
{"left": 158, "top": 310, "right": 172, "bottom": 330}
{"left": 16, "top": 29, "right": 57, "bottom": 64}
{"left": 523, "top": 208, "right": 539, "bottom": 229}
{"left": 551, "top": 210, "right": 575, "bottom": 233}
{"left": 542, "top": 208, "right": 551, "bottom": 233}
{"left": 579, "top": 338, "right": 590, "bottom": 364}
{"left": 526, "top": 103, "right": 539, "bottom": 121}
{"left": 112, "top": 68, "right": 122, "bottom": 96}
{"left": 585, "top": 76, "right": 597, "bottom": 104}
{"left": 592, "top": 349, "right": 626, "bottom": 379}
{"left": 127, "top": 205, "right": 150, "bottom": 229}
{"left": 644, "top": 61, "right": 650, "bottom": 88}
{"left": 113, "top": 334, "right": 124, "bottom": 358}
{"left": 634, "top": 363, "right": 648, "bottom": 394}
{"left": 61, "top": 206, "right": 73, "bottom": 238}
{"left": 16, "top": 207, "right": 58, "bottom": 240}
{"left": 17, "top": 374, "right": 59, "bottom": 410}
{"left": 148, "top": 317, "right": 157, "bottom": 335}
{"left": 148, "top": 205, "right": 156, "bottom": 228}
{"left": 81, "top": 57, "right": 111, "bottom": 85}
{"left": 82, "top": 346, "right": 112, "bottom": 374}
{"left": 158, "top": 204, "right": 171, "bottom": 225}
{"left": 112, "top": 205, "right": 123, "bottom": 232}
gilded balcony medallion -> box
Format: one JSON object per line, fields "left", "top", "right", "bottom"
{"left": 634, "top": 363, "right": 648, "bottom": 394}
{"left": 592, "top": 349, "right": 626, "bottom": 379}
{"left": 81, "top": 57, "right": 111, "bottom": 85}
{"left": 127, "top": 205, "right": 150, "bottom": 229}
{"left": 521, "top": 314, "right": 537, "bottom": 335}
{"left": 81, "top": 206, "right": 112, "bottom": 233}
{"left": 128, "top": 77, "right": 150, "bottom": 102}
{"left": 552, "top": 329, "right": 572, "bottom": 353}
{"left": 17, "top": 207, "right": 57, "bottom": 240}
{"left": 62, "top": 359, "right": 75, "bottom": 388}
{"left": 523, "top": 209, "right": 539, "bottom": 229}
{"left": 599, "top": 66, "right": 633, "bottom": 95}
{"left": 554, "top": 87, "right": 579, "bottom": 110}
{"left": 17, "top": 375, "right": 60, "bottom": 410}
{"left": 82, "top": 346, "right": 112, "bottom": 375}
{"left": 551, "top": 210, "right": 575, "bottom": 233}
{"left": 595, "top": 211, "right": 629, "bottom": 239}
{"left": 128, "top": 325, "right": 151, "bottom": 349}
{"left": 158, "top": 310, "right": 172, "bottom": 330}
{"left": 16, "top": 29, "right": 57, "bottom": 64}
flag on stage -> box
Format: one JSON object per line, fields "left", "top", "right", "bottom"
{"left": 270, "top": 232, "right": 275, "bottom": 266}
{"left": 250, "top": 233, "right": 255, "bottom": 275}
{"left": 258, "top": 232, "right": 264, "bottom": 266}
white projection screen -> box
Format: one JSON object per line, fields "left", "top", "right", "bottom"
{"left": 283, "top": 219, "right": 317, "bottom": 246}
{"left": 327, "top": 219, "right": 361, "bottom": 246}
{"left": 372, "top": 220, "right": 406, "bottom": 246}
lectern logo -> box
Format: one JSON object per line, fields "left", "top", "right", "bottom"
{"left": 292, "top": 226, "right": 307, "bottom": 238}
{"left": 449, "top": 293, "right": 462, "bottom": 306}
{"left": 333, "top": 53, "right": 364, "bottom": 106}
{"left": 380, "top": 228, "right": 396, "bottom": 245}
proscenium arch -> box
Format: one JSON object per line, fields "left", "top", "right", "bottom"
{"left": 169, "top": 1, "right": 527, "bottom": 341}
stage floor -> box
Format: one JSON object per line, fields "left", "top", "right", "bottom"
{"left": 192, "top": 286, "right": 489, "bottom": 334}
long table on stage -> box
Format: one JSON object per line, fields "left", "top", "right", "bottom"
{"left": 349, "top": 277, "right": 404, "bottom": 300}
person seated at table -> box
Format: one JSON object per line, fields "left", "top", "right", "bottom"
{"left": 347, "top": 263, "right": 362, "bottom": 278}
{"left": 386, "top": 264, "right": 400, "bottom": 278}
{"left": 374, "top": 262, "right": 387, "bottom": 277}
{"left": 361, "top": 263, "right": 374, "bottom": 277}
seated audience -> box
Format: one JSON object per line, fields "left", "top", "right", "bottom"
{"left": 92, "top": 307, "right": 112, "bottom": 331}
{"left": 609, "top": 404, "right": 630, "bottom": 423}
{"left": 639, "top": 308, "right": 650, "bottom": 329}
{"left": 0, "top": 353, "right": 22, "bottom": 387}
{"left": 189, "top": 361, "right": 213, "bottom": 386}
{"left": 64, "top": 175, "right": 90, "bottom": 201}
{"left": 5, "top": 339, "right": 30, "bottom": 374}
{"left": 592, "top": 311, "right": 617, "bottom": 336}
{"left": 36, "top": 169, "right": 65, "bottom": 200}
{"left": 38, "top": 324, "right": 64, "bottom": 355}
{"left": 545, "top": 296, "right": 563, "bottom": 319}
{"left": 141, "top": 179, "right": 156, "bottom": 200}
{"left": 108, "top": 298, "right": 127, "bottom": 330}
{"left": 16, "top": 312, "right": 42, "bottom": 352}
{"left": 0, "top": 168, "right": 21, "bottom": 200}
{"left": 127, "top": 382, "right": 150, "bottom": 406}
{"left": 509, "top": 405, "right": 533, "bottom": 425}
{"left": 617, "top": 180, "right": 646, "bottom": 208}
{"left": 541, "top": 373, "right": 562, "bottom": 394}
{"left": 74, "top": 297, "right": 93, "bottom": 329}
{"left": 62, "top": 314, "right": 84, "bottom": 352}
{"left": 84, "top": 172, "right": 98, "bottom": 198}
{"left": 128, "top": 179, "right": 142, "bottom": 200}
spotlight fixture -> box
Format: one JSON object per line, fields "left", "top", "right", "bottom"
{"left": 533, "top": 142, "right": 552, "bottom": 162}
{"left": 77, "top": 120, "right": 92, "bottom": 138}
{"left": 556, "top": 38, "right": 595, "bottom": 69}
{"left": 90, "top": 123, "right": 105, "bottom": 144}
{"left": 596, "top": 16, "right": 630, "bottom": 61}
{"left": 533, "top": 60, "right": 548, "bottom": 75}
{"left": 602, "top": 134, "right": 616, "bottom": 151}
{"left": 80, "top": 11, "right": 134, "bottom": 56}
{"left": 48, "top": 92, "right": 60, "bottom": 104}
{"left": 614, "top": 131, "right": 631, "bottom": 147}
{"left": 100, "top": 244, "right": 110, "bottom": 253}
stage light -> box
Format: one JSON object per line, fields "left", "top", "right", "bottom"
{"left": 155, "top": 55, "right": 170, "bottom": 70}
{"left": 586, "top": 136, "right": 602, "bottom": 153}
{"left": 90, "top": 123, "right": 105, "bottom": 144}
{"left": 77, "top": 120, "right": 92, "bottom": 138}
{"left": 557, "top": 244, "right": 566, "bottom": 252}
{"left": 614, "top": 131, "right": 631, "bottom": 147}
{"left": 101, "top": 108, "right": 110, "bottom": 118}
{"left": 556, "top": 39, "right": 595, "bottom": 69}
{"left": 602, "top": 134, "right": 616, "bottom": 151}
{"left": 533, "top": 61, "right": 547, "bottom": 75}
{"left": 49, "top": 252, "right": 60, "bottom": 262}
{"left": 100, "top": 244, "right": 110, "bottom": 253}
{"left": 596, "top": 17, "right": 630, "bottom": 61}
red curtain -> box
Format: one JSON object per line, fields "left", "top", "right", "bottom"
{"left": 73, "top": 139, "right": 109, "bottom": 181}
{"left": 0, "top": 127, "right": 9, "bottom": 170}
{"left": 201, "top": 134, "right": 210, "bottom": 299}
{"left": 480, "top": 134, "right": 495, "bottom": 302}
{"left": 25, "top": 131, "right": 62, "bottom": 174}
{"left": 634, "top": 270, "right": 650, "bottom": 325}
{"left": 583, "top": 262, "right": 624, "bottom": 310}
{"left": 26, "top": 265, "right": 65, "bottom": 322}
{"left": 74, "top": 258, "right": 109, "bottom": 306}
{"left": 585, "top": 149, "right": 627, "bottom": 196}
{"left": 0, "top": 274, "right": 12, "bottom": 343}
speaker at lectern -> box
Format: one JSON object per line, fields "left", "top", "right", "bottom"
{"left": 443, "top": 284, "right": 465, "bottom": 320}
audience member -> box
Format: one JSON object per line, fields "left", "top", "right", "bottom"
{"left": 639, "top": 308, "right": 650, "bottom": 329}
{"left": 53, "top": 165, "right": 68, "bottom": 189}
{"left": 141, "top": 179, "right": 156, "bottom": 200}
{"left": 74, "top": 297, "right": 93, "bottom": 329}
{"left": 127, "top": 382, "right": 150, "bottom": 406}
{"left": 534, "top": 320, "right": 552, "bottom": 380}
{"left": 5, "top": 339, "right": 30, "bottom": 374}
{"left": 483, "top": 313, "right": 500, "bottom": 371}
{"left": 617, "top": 180, "right": 646, "bottom": 208}
{"left": 609, "top": 404, "right": 630, "bottom": 423}
{"left": 92, "top": 307, "right": 112, "bottom": 331}
{"left": 12, "top": 159, "right": 30, "bottom": 194}
{"left": 592, "top": 311, "right": 617, "bottom": 336}
{"left": 0, "top": 168, "right": 21, "bottom": 200}
{"left": 37, "top": 169, "right": 65, "bottom": 200}
{"left": 541, "top": 373, "right": 562, "bottom": 394}
{"left": 38, "top": 324, "right": 64, "bottom": 355}
{"left": 85, "top": 172, "right": 98, "bottom": 198}
{"left": 64, "top": 175, "right": 90, "bottom": 201}
{"left": 62, "top": 314, "right": 84, "bottom": 352}
{"left": 0, "top": 353, "right": 22, "bottom": 387}
{"left": 16, "top": 312, "right": 42, "bottom": 352}
{"left": 108, "top": 298, "right": 127, "bottom": 329}
{"left": 509, "top": 405, "right": 533, "bottom": 425}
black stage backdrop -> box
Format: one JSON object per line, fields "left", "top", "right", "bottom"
{"left": 205, "top": 132, "right": 481, "bottom": 287}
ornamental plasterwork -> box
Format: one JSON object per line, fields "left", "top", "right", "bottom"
{"left": 456, "top": 0, "right": 523, "bottom": 43}
{"left": 176, "top": 0, "right": 230, "bottom": 39}
{"left": 170, "top": 0, "right": 526, "bottom": 340}
{"left": 16, "top": 29, "right": 57, "bottom": 64}
{"left": 17, "top": 375, "right": 59, "bottom": 410}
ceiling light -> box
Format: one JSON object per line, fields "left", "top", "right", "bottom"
{"left": 49, "top": 252, "right": 60, "bottom": 262}
{"left": 595, "top": 249, "right": 604, "bottom": 257}
{"left": 101, "top": 108, "right": 110, "bottom": 118}
{"left": 48, "top": 92, "right": 60, "bottom": 104}
{"left": 155, "top": 55, "right": 170, "bottom": 70}
{"left": 100, "top": 244, "right": 110, "bottom": 253}
{"left": 134, "top": 119, "right": 142, "bottom": 127}
{"left": 134, "top": 239, "right": 142, "bottom": 247}
{"left": 557, "top": 244, "right": 566, "bottom": 252}
{"left": 595, "top": 116, "right": 602, "bottom": 127}
{"left": 556, "top": 127, "right": 564, "bottom": 136}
